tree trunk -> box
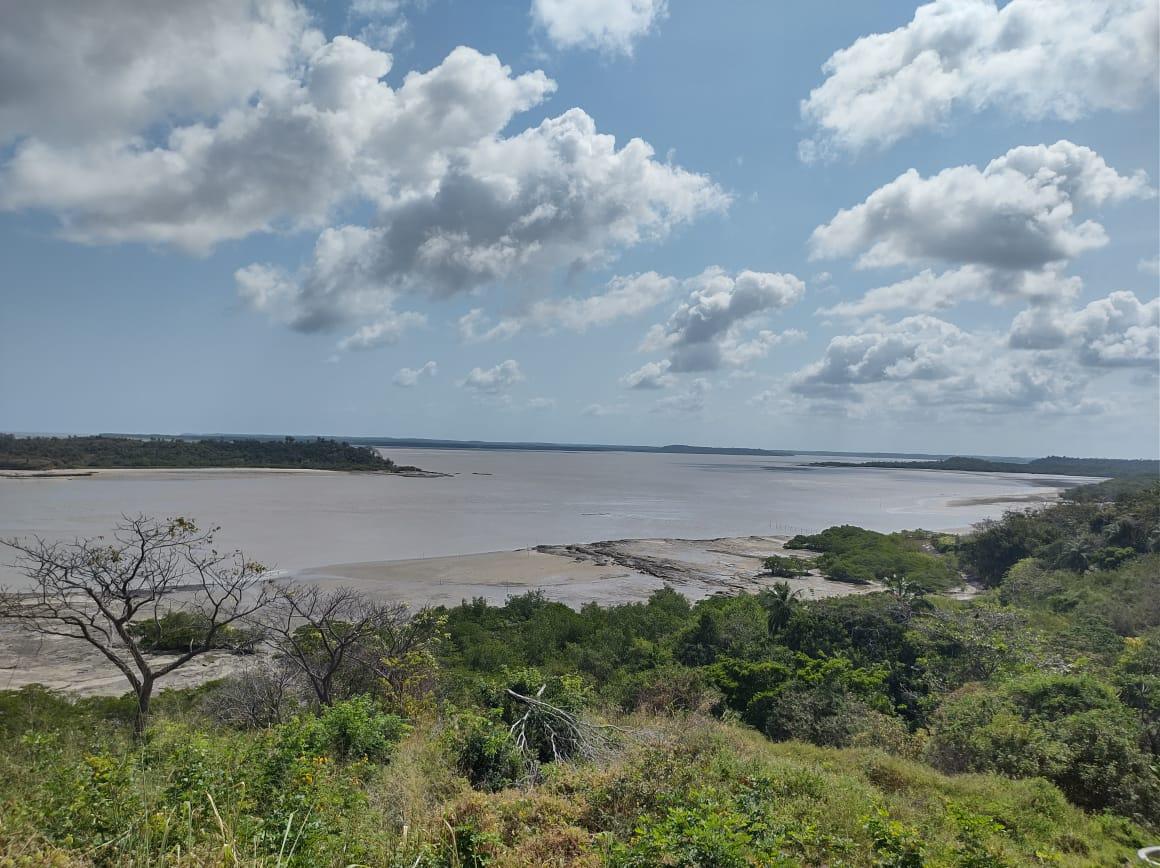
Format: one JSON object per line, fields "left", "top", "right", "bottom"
{"left": 134, "top": 677, "right": 154, "bottom": 736}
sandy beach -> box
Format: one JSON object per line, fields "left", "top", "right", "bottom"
{"left": 297, "top": 534, "right": 875, "bottom": 609}
{"left": 0, "top": 534, "right": 876, "bottom": 696}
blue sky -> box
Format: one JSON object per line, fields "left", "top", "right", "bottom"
{"left": 1, "top": 0, "right": 1157, "bottom": 456}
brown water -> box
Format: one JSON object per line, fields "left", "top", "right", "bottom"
{"left": 0, "top": 448, "right": 1087, "bottom": 588}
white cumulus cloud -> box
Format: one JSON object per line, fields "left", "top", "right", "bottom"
{"left": 459, "top": 272, "right": 678, "bottom": 342}
{"left": 800, "top": 0, "right": 1159, "bottom": 158}
{"left": 531, "top": 0, "right": 667, "bottom": 55}
{"left": 0, "top": 3, "right": 726, "bottom": 357}
{"left": 817, "top": 266, "right": 1083, "bottom": 318}
{"left": 639, "top": 267, "right": 805, "bottom": 373}
{"left": 393, "top": 360, "right": 438, "bottom": 386}
{"left": 1009, "top": 291, "right": 1159, "bottom": 367}
{"left": 810, "top": 141, "right": 1151, "bottom": 273}
{"left": 621, "top": 360, "right": 674, "bottom": 390}
{"left": 237, "top": 107, "right": 726, "bottom": 338}
{"left": 461, "top": 359, "right": 525, "bottom": 393}
{"left": 789, "top": 310, "right": 1140, "bottom": 417}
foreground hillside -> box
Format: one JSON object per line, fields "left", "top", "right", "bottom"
{"left": 0, "top": 695, "right": 1147, "bottom": 867}
{"left": 0, "top": 483, "right": 1156, "bottom": 864}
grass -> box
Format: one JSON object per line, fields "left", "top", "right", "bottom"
{"left": 0, "top": 700, "right": 1149, "bottom": 866}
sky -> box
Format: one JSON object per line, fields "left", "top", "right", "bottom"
{"left": 0, "top": 0, "right": 1157, "bottom": 458}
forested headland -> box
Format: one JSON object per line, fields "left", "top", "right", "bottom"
{"left": 0, "top": 484, "right": 1157, "bottom": 864}
{"left": 0, "top": 434, "right": 416, "bottom": 472}
{"left": 812, "top": 454, "right": 1160, "bottom": 480}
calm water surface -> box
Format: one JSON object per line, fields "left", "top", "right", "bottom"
{"left": 0, "top": 449, "right": 1087, "bottom": 587}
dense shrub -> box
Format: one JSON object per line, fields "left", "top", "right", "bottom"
{"left": 441, "top": 709, "right": 526, "bottom": 791}
{"left": 129, "top": 610, "right": 258, "bottom": 653}
{"left": 612, "top": 664, "right": 723, "bottom": 715}
{"left": 281, "top": 695, "right": 410, "bottom": 763}
{"left": 762, "top": 554, "right": 813, "bottom": 577}
{"left": 960, "top": 483, "right": 1160, "bottom": 585}
{"left": 786, "top": 525, "right": 958, "bottom": 589}
{"left": 926, "top": 676, "right": 1160, "bottom": 823}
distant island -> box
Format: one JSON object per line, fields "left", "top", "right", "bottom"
{"left": 0, "top": 435, "right": 421, "bottom": 473}
{"left": 171, "top": 434, "right": 804, "bottom": 458}
{"left": 811, "top": 454, "right": 1159, "bottom": 479}
{"left": 133, "top": 432, "right": 1019, "bottom": 461}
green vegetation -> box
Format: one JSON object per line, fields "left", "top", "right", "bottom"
{"left": 784, "top": 525, "right": 960, "bottom": 589}
{"left": 1, "top": 486, "right": 1158, "bottom": 864}
{"left": 811, "top": 454, "right": 1160, "bottom": 479}
{"left": 0, "top": 434, "right": 415, "bottom": 472}
{"left": 958, "top": 482, "right": 1159, "bottom": 585}
{"left": 761, "top": 553, "right": 814, "bottom": 577}
{"left": 129, "top": 611, "right": 262, "bottom": 654}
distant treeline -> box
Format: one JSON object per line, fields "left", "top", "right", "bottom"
{"left": 811, "top": 454, "right": 1159, "bottom": 479}
{"left": 0, "top": 435, "right": 411, "bottom": 472}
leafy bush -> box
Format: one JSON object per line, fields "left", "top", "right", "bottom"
{"left": 129, "top": 610, "right": 257, "bottom": 653}
{"left": 1116, "top": 632, "right": 1160, "bottom": 754}
{"left": 786, "top": 525, "right": 958, "bottom": 590}
{"left": 276, "top": 695, "right": 410, "bottom": 763}
{"left": 610, "top": 791, "right": 756, "bottom": 867}
{"left": 762, "top": 554, "right": 813, "bottom": 577}
{"left": 441, "top": 709, "right": 526, "bottom": 791}
{"left": 926, "top": 676, "right": 1160, "bottom": 823}
{"left": 613, "top": 665, "right": 723, "bottom": 715}
{"left": 864, "top": 808, "right": 924, "bottom": 867}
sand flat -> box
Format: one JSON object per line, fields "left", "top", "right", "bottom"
{"left": 297, "top": 549, "right": 659, "bottom": 608}
{"left": 297, "top": 534, "right": 876, "bottom": 608}
{"left": 0, "top": 535, "right": 878, "bottom": 696}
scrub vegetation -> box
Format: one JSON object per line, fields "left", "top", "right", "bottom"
{"left": 0, "top": 483, "right": 1157, "bottom": 865}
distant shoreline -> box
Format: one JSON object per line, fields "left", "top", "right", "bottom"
{"left": 0, "top": 434, "right": 431, "bottom": 475}
{"left": 0, "top": 467, "right": 447, "bottom": 479}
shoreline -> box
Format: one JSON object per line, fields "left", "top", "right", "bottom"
{"left": 0, "top": 534, "right": 878, "bottom": 696}
{"left": 294, "top": 534, "right": 881, "bottom": 610}
{"left": 0, "top": 466, "right": 448, "bottom": 479}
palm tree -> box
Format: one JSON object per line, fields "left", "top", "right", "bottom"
{"left": 760, "top": 581, "right": 801, "bottom": 636}
{"left": 882, "top": 574, "right": 931, "bottom": 622}
{"left": 1056, "top": 538, "right": 1092, "bottom": 573}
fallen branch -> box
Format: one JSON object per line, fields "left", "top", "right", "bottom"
{"left": 505, "top": 686, "right": 630, "bottom": 764}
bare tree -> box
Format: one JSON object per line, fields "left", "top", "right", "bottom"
{"left": 0, "top": 515, "right": 273, "bottom": 734}
{"left": 204, "top": 657, "right": 305, "bottom": 729}
{"left": 264, "top": 586, "right": 408, "bottom": 706}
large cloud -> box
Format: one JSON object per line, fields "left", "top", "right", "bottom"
{"left": 639, "top": 267, "right": 805, "bottom": 373}
{"left": 799, "top": 0, "right": 1159, "bottom": 158}
{"left": 531, "top": 0, "right": 667, "bottom": 55}
{"left": 0, "top": 2, "right": 726, "bottom": 348}
{"left": 1009, "top": 291, "right": 1159, "bottom": 367}
{"left": 0, "top": 0, "right": 320, "bottom": 146}
{"left": 791, "top": 315, "right": 969, "bottom": 398}
{"left": 1, "top": 38, "right": 558, "bottom": 251}
{"left": 237, "top": 107, "right": 725, "bottom": 339}
{"left": 810, "top": 141, "right": 1151, "bottom": 273}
